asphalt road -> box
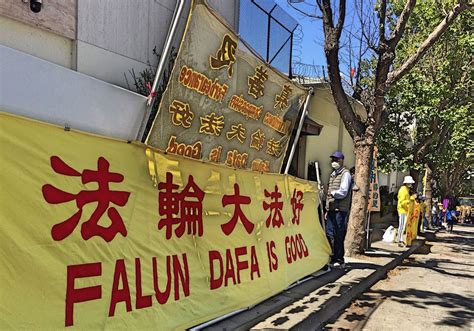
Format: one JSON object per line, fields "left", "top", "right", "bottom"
{"left": 325, "top": 223, "right": 474, "bottom": 330}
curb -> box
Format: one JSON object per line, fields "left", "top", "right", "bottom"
{"left": 293, "top": 239, "right": 425, "bottom": 330}
{"left": 200, "top": 239, "right": 426, "bottom": 330}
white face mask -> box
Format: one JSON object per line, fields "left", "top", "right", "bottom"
{"left": 331, "top": 161, "right": 341, "bottom": 170}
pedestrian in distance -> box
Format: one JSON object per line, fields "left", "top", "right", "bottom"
{"left": 437, "top": 203, "right": 444, "bottom": 228}
{"left": 325, "top": 151, "right": 351, "bottom": 268}
{"left": 397, "top": 175, "right": 415, "bottom": 247}
{"left": 431, "top": 200, "right": 438, "bottom": 228}
{"left": 446, "top": 208, "right": 455, "bottom": 233}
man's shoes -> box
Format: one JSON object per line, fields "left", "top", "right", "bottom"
{"left": 332, "top": 262, "right": 345, "bottom": 268}
{"left": 320, "top": 264, "right": 330, "bottom": 271}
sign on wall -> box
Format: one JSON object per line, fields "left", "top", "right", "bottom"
{"left": 368, "top": 146, "right": 380, "bottom": 212}
{"left": 0, "top": 112, "right": 330, "bottom": 329}
{"left": 146, "top": 0, "right": 308, "bottom": 173}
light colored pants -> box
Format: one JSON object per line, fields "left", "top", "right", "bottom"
{"left": 397, "top": 213, "right": 407, "bottom": 243}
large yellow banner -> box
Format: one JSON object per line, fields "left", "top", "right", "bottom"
{"left": 0, "top": 112, "right": 330, "bottom": 329}
{"left": 146, "top": 0, "right": 308, "bottom": 173}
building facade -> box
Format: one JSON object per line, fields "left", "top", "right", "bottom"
{"left": 0, "top": 0, "right": 239, "bottom": 140}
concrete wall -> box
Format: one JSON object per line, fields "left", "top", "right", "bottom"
{"left": 1, "top": 0, "right": 240, "bottom": 90}
{"left": 0, "top": 45, "right": 147, "bottom": 141}
{"left": 304, "top": 86, "right": 361, "bottom": 185}
{"left": 0, "top": 0, "right": 240, "bottom": 141}
{"left": 0, "top": 0, "right": 76, "bottom": 39}
{"left": 76, "top": 0, "right": 240, "bottom": 90}
{"left": 76, "top": 0, "right": 180, "bottom": 89}
{"left": 0, "top": 15, "right": 74, "bottom": 69}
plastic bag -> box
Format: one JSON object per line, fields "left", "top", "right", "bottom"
{"left": 383, "top": 225, "right": 397, "bottom": 243}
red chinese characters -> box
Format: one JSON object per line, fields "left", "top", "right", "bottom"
{"left": 221, "top": 183, "right": 254, "bottom": 235}
{"left": 263, "top": 185, "right": 284, "bottom": 228}
{"left": 42, "top": 156, "right": 130, "bottom": 242}
{"left": 158, "top": 172, "right": 205, "bottom": 239}
{"left": 290, "top": 189, "right": 304, "bottom": 225}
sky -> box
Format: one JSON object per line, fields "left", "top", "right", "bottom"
{"left": 272, "top": 0, "right": 363, "bottom": 70}
{"left": 273, "top": 0, "right": 327, "bottom": 65}
{"left": 238, "top": 0, "right": 363, "bottom": 77}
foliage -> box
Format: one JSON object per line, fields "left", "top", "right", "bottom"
{"left": 377, "top": 3, "right": 473, "bottom": 196}
{"left": 291, "top": 0, "right": 471, "bottom": 255}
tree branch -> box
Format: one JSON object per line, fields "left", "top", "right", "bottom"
{"left": 319, "top": 0, "right": 366, "bottom": 138}
{"left": 287, "top": 1, "right": 323, "bottom": 19}
{"left": 378, "top": 0, "right": 388, "bottom": 42}
{"left": 386, "top": 0, "right": 472, "bottom": 87}
{"left": 335, "top": 0, "right": 346, "bottom": 38}
{"left": 413, "top": 117, "right": 438, "bottom": 162}
{"left": 387, "top": 0, "right": 417, "bottom": 48}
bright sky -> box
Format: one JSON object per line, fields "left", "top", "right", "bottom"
{"left": 273, "top": 0, "right": 327, "bottom": 65}
{"left": 273, "top": 0, "right": 361, "bottom": 70}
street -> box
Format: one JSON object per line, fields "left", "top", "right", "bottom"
{"left": 326, "top": 224, "right": 474, "bottom": 330}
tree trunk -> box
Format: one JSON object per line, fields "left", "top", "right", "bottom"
{"left": 410, "top": 168, "right": 421, "bottom": 193}
{"left": 424, "top": 165, "right": 433, "bottom": 220}
{"left": 345, "top": 137, "right": 374, "bottom": 256}
{"left": 439, "top": 172, "right": 455, "bottom": 201}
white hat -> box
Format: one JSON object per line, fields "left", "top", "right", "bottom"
{"left": 403, "top": 176, "right": 415, "bottom": 184}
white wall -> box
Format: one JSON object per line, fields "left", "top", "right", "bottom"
{"left": 304, "top": 87, "right": 357, "bottom": 184}
{"left": 0, "top": 15, "right": 73, "bottom": 68}
{"left": 75, "top": 0, "right": 239, "bottom": 90}
{"left": 0, "top": 45, "right": 147, "bottom": 141}
{"left": 76, "top": 0, "right": 175, "bottom": 89}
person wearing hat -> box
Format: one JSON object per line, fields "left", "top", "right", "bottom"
{"left": 397, "top": 175, "right": 415, "bottom": 246}
{"left": 325, "top": 151, "right": 352, "bottom": 267}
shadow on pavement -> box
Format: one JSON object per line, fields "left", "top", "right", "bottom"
{"left": 374, "top": 289, "right": 474, "bottom": 328}
{"left": 434, "top": 224, "right": 474, "bottom": 255}
{"left": 328, "top": 287, "right": 474, "bottom": 329}
{"left": 402, "top": 258, "right": 474, "bottom": 279}
{"left": 325, "top": 225, "right": 474, "bottom": 330}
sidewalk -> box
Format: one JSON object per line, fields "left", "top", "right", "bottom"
{"left": 200, "top": 238, "right": 426, "bottom": 330}
{"left": 326, "top": 224, "right": 474, "bottom": 330}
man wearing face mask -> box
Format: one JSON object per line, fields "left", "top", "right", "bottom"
{"left": 325, "top": 151, "right": 351, "bottom": 268}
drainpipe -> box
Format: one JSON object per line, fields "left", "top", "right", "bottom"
{"left": 137, "top": 0, "right": 186, "bottom": 141}
{"left": 284, "top": 88, "right": 313, "bottom": 174}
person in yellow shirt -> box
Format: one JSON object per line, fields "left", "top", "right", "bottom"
{"left": 397, "top": 176, "right": 415, "bottom": 246}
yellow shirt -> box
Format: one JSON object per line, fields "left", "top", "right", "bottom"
{"left": 397, "top": 185, "right": 411, "bottom": 215}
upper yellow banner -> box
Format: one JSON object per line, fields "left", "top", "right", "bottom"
{"left": 0, "top": 112, "right": 330, "bottom": 330}
{"left": 146, "top": 0, "right": 308, "bottom": 173}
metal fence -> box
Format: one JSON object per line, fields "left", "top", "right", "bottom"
{"left": 239, "top": 0, "right": 299, "bottom": 77}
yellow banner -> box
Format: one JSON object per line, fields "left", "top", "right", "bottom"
{"left": 146, "top": 0, "right": 308, "bottom": 173}
{"left": 405, "top": 200, "right": 420, "bottom": 246}
{"left": 0, "top": 112, "right": 330, "bottom": 329}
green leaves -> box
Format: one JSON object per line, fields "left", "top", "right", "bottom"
{"left": 377, "top": 0, "right": 473, "bottom": 195}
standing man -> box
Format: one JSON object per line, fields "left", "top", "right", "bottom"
{"left": 325, "top": 151, "right": 351, "bottom": 268}
{"left": 431, "top": 200, "right": 438, "bottom": 228}
{"left": 397, "top": 176, "right": 415, "bottom": 246}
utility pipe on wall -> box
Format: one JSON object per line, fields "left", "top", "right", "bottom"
{"left": 284, "top": 87, "right": 313, "bottom": 175}
{"left": 137, "top": 0, "right": 186, "bottom": 141}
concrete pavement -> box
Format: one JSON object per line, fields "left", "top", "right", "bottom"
{"left": 326, "top": 223, "right": 474, "bottom": 330}
{"left": 198, "top": 238, "right": 425, "bottom": 330}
